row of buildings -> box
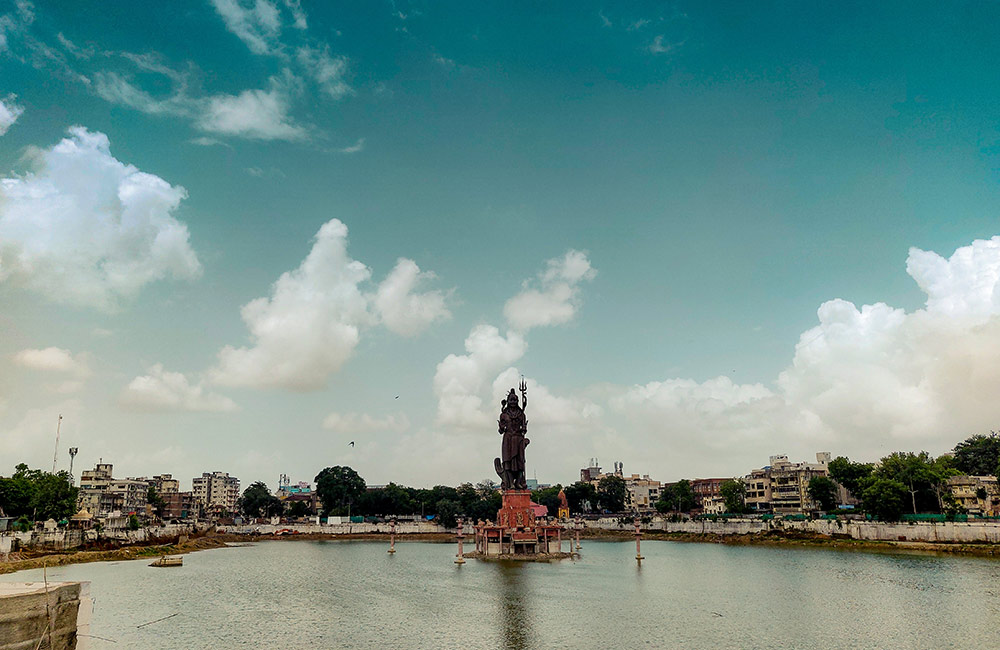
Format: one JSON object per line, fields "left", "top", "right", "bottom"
{"left": 579, "top": 453, "right": 1000, "bottom": 516}
{"left": 76, "top": 462, "right": 240, "bottom": 521}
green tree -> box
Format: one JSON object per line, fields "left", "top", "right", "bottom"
{"left": 0, "top": 464, "right": 41, "bottom": 519}
{"left": 436, "top": 499, "right": 459, "bottom": 528}
{"left": 128, "top": 514, "right": 140, "bottom": 530}
{"left": 147, "top": 485, "right": 165, "bottom": 518}
{"left": 953, "top": 433, "right": 1000, "bottom": 476}
{"left": 720, "top": 479, "right": 747, "bottom": 514}
{"left": 240, "top": 481, "right": 281, "bottom": 519}
{"left": 807, "top": 476, "right": 838, "bottom": 512}
{"left": 827, "top": 457, "right": 874, "bottom": 501}
{"left": 315, "top": 466, "right": 367, "bottom": 516}
{"left": 563, "top": 481, "right": 597, "bottom": 514}
{"left": 656, "top": 479, "right": 696, "bottom": 514}
{"left": 862, "top": 478, "right": 909, "bottom": 521}
{"left": 597, "top": 476, "right": 627, "bottom": 513}
{"left": 876, "top": 451, "right": 944, "bottom": 515}
{"left": 287, "top": 500, "right": 310, "bottom": 517}
{"left": 30, "top": 471, "right": 78, "bottom": 521}
{"left": 531, "top": 484, "right": 563, "bottom": 517}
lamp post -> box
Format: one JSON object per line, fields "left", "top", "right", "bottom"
{"left": 388, "top": 517, "right": 397, "bottom": 554}
{"left": 575, "top": 517, "right": 582, "bottom": 551}
{"left": 634, "top": 517, "right": 644, "bottom": 562}
{"left": 455, "top": 517, "right": 466, "bottom": 564}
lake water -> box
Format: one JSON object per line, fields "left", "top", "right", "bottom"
{"left": 4, "top": 540, "right": 1000, "bottom": 649}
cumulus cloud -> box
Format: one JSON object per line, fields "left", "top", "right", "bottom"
{"left": 322, "top": 411, "right": 410, "bottom": 434}
{"left": 433, "top": 325, "right": 527, "bottom": 429}
{"left": 374, "top": 258, "right": 451, "bottom": 337}
{"left": 211, "top": 219, "right": 371, "bottom": 390}
{"left": 0, "top": 95, "right": 23, "bottom": 135}
{"left": 210, "top": 219, "right": 450, "bottom": 391}
{"left": 587, "top": 235, "right": 1000, "bottom": 478}
{"left": 503, "top": 249, "right": 596, "bottom": 332}
{"left": 121, "top": 364, "right": 237, "bottom": 412}
{"left": 13, "top": 347, "right": 90, "bottom": 376}
{"left": 0, "top": 127, "right": 201, "bottom": 309}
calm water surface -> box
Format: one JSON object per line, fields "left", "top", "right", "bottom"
{"left": 4, "top": 540, "right": 1000, "bottom": 649}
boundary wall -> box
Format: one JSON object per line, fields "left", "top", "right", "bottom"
{"left": 590, "top": 516, "right": 1000, "bottom": 544}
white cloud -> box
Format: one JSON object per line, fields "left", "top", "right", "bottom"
{"left": 0, "top": 399, "right": 82, "bottom": 470}
{"left": 0, "top": 127, "right": 201, "bottom": 309}
{"left": 338, "top": 137, "right": 365, "bottom": 154}
{"left": 210, "top": 219, "right": 373, "bottom": 390}
{"left": 565, "top": 235, "right": 1000, "bottom": 479}
{"left": 433, "top": 325, "right": 527, "bottom": 429}
{"left": 0, "top": 96, "right": 23, "bottom": 135}
{"left": 503, "top": 249, "right": 596, "bottom": 332}
{"left": 13, "top": 347, "right": 90, "bottom": 376}
{"left": 198, "top": 85, "right": 306, "bottom": 141}
{"left": 322, "top": 412, "right": 410, "bottom": 434}
{"left": 649, "top": 35, "right": 682, "bottom": 54}
{"left": 296, "top": 45, "right": 351, "bottom": 99}
{"left": 210, "top": 219, "right": 450, "bottom": 391}
{"left": 121, "top": 364, "right": 237, "bottom": 412}
{"left": 374, "top": 258, "right": 451, "bottom": 337}
{"left": 210, "top": 0, "right": 284, "bottom": 55}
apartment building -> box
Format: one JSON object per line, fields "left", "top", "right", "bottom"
{"left": 193, "top": 471, "right": 240, "bottom": 516}
{"left": 947, "top": 475, "right": 1000, "bottom": 516}
{"left": 743, "top": 453, "right": 831, "bottom": 514}
{"left": 77, "top": 462, "right": 149, "bottom": 516}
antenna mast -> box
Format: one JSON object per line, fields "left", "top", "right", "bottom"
{"left": 51, "top": 414, "right": 63, "bottom": 473}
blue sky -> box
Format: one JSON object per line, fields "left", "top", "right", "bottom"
{"left": 2, "top": 0, "right": 1000, "bottom": 490}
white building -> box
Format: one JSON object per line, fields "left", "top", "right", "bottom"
{"left": 193, "top": 471, "right": 240, "bottom": 516}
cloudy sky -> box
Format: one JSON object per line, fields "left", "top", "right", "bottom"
{"left": 2, "top": 1, "right": 1000, "bottom": 491}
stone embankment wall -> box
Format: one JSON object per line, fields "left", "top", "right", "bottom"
{"left": 2, "top": 522, "right": 211, "bottom": 553}
{"left": 219, "top": 520, "right": 447, "bottom": 535}
{"left": 590, "top": 516, "right": 1000, "bottom": 544}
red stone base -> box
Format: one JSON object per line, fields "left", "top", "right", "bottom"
{"left": 497, "top": 489, "right": 536, "bottom": 529}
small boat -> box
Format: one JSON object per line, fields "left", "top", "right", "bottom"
{"left": 149, "top": 555, "right": 183, "bottom": 567}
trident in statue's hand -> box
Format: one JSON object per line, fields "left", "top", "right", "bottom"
{"left": 519, "top": 377, "right": 527, "bottom": 403}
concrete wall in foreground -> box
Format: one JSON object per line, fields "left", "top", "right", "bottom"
{"left": 0, "top": 582, "right": 90, "bottom": 650}
{"left": 589, "top": 516, "right": 1000, "bottom": 544}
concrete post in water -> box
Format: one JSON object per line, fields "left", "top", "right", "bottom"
{"left": 575, "top": 517, "right": 582, "bottom": 551}
{"left": 634, "top": 517, "right": 644, "bottom": 562}
{"left": 455, "top": 517, "right": 466, "bottom": 564}
{"left": 388, "top": 518, "right": 397, "bottom": 554}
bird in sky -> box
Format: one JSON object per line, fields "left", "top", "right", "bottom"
{"left": 395, "top": 395, "right": 399, "bottom": 399}
{"left": 349, "top": 441, "right": 355, "bottom": 447}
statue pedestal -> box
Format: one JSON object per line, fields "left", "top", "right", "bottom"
{"left": 496, "top": 490, "right": 536, "bottom": 530}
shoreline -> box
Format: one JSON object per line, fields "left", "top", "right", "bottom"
{"left": 4, "top": 528, "right": 1000, "bottom": 575}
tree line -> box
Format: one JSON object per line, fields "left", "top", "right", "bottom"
{"left": 0, "top": 464, "right": 78, "bottom": 529}
{"left": 240, "top": 466, "right": 635, "bottom": 527}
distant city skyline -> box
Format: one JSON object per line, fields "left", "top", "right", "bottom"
{"left": 3, "top": 1, "right": 1000, "bottom": 489}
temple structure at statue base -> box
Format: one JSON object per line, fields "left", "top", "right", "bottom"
{"left": 470, "top": 490, "right": 575, "bottom": 560}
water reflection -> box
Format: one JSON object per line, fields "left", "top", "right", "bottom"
{"left": 496, "top": 563, "right": 532, "bottom": 650}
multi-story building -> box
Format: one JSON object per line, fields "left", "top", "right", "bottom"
{"left": 146, "top": 474, "right": 180, "bottom": 495}
{"left": 162, "top": 492, "right": 197, "bottom": 520}
{"left": 690, "top": 478, "right": 729, "bottom": 512}
{"left": 77, "top": 463, "right": 149, "bottom": 516}
{"left": 623, "top": 474, "right": 661, "bottom": 512}
{"left": 743, "top": 453, "right": 831, "bottom": 515}
{"left": 948, "top": 475, "right": 1000, "bottom": 516}
{"left": 193, "top": 471, "right": 240, "bottom": 516}
{"left": 580, "top": 459, "right": 602, "bottom": 483}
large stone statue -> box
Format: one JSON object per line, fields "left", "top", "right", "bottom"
{"left": 494, "top": 380, "right": 529, "bottom": 490}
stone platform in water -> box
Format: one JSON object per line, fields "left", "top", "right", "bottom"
{"left": 471, "top": 489, "right": 573, "bottom": 560}
{"left": 464, "top": 550, "right": 578, "bottom": 562}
